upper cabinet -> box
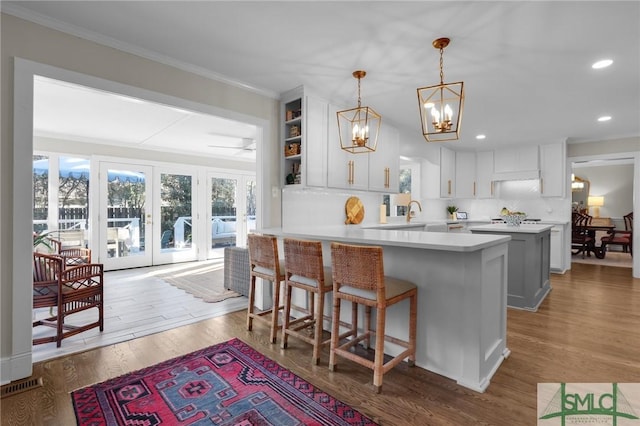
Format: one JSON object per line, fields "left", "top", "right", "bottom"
{"left": 455, "top": 151, "right": 476, "bottom": 198}
{"left": 368, "top": 123, "right": 399, "bottom": 192}
{"left": 282, "top": 87, "right": 399, "bottom": 193}
{"left": 326, "top": 103, "right": 399, "bottom": 193}
{"left": 494, "top": 145, "right": 539, "bottom": 173}
{"left": 327, "top": 103, "right": 369, "bottom": 191}
{"left": 539, "top": 142, "right": 566, "bottom": 198}
{"left": 440, "top": 147, "right": 455, "bottom": 198}
{"left": 475, "top": 151, "right": 495, "bottom": 198}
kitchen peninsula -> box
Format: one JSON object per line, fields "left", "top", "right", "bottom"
{"left": 259, "top": 225, "right": 511, "bottom": 392}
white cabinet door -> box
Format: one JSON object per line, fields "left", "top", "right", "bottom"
{"left": 494, "top": 145, "right": 539, "bottom": 173}
{"left": 304, "top": 95, "right": 328, "bottom": 188}
{"left": 440, "top": 147, "right": 455, "bottom": 198}
{"left": 455, "top": 151, "right": 476, "bottom": 198}
{"left": 476, "top": 151, "right": 495, "bottom": 198}
{"left": 550, "top": 225, "right": 564, "bottom": 271}
{"left": 327, "top": 103, "right": 369, "bottom": 190}
{"left": 368, "top": 123, "right": 399, "bottom": 192}
{"left": 540, "top": 142, "right": 565, "bottom": 198}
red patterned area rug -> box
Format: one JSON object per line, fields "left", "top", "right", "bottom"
{"left": 72, "top": 338, "right": 377, "bottom": 425}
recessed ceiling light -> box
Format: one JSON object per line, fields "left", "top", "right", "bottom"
{"left": 475, "top": 134, "right": 486, "bottom": 140}
{"left": 592, "top": 59, "right": 613, "bottom": 69}
{"left": 597, "top": 116, "right": 612, "bottom": 122}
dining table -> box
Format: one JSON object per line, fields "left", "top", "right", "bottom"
{"left": 586, "top": 217, "right": 616, "bottom": 258}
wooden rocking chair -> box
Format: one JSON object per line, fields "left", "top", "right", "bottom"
{"left": 33, "top": 252, "right": 104, "bottom": 347}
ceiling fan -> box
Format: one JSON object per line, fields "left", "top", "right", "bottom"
{"left": 207, "top": 137, "right": 256, "bottom": 151}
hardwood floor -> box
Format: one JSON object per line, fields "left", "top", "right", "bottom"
{"left": 2, "top": 263, "right": 639, "bottom": 425}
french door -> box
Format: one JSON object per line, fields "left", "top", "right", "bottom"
{"left": 207, "top": 173, "right": 256, "bottom": 259}
{"left": 99, "top": 162, "right": 153, "bottom": 270}
{"left": 99, "top": 162, "right": 249, "bottom": 270}
{"left": 152, "top": 167, "right": 198, "bottom": 265}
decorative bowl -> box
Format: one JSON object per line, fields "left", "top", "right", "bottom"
{"left": 501, "top": 214, "right": 527, "bottom": 226}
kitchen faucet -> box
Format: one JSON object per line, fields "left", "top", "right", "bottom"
{"left": 406, "top": 200, "right": 422, "bottom": 223}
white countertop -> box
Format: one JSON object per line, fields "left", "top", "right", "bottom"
{"left": 468, "top": 224, "right": 554, "bottom": 234}
{"left": 260, "top": 225, "right": 511, "bottom": 252}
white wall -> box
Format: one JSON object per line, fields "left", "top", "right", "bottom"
{"left": 1, "top": 13, "right": 279, "bottom": 384}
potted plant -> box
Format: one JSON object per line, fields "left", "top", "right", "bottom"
{"left": 446, "top": 205, "right": 458, "bottom": 220}
{"left": 33, "top": 231, "right": 54, "bottom": 253}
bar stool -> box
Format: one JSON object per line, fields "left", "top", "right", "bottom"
{"left": 329, "top": 242, "right": 417, "bottom": 394}
{"left": 280, "top": 238, "right": 333, "bottom": 365}
{"left": 247, "top": 233, "right": 285, "bottom": 344}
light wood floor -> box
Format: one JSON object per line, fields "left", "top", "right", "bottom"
{"left": 2, "top": 263, "right": 639, "bottom": 425}
{"left": 31, "top": 258, "right": 248, "bottom": 363}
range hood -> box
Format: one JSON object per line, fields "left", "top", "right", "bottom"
{"left": 492, "top": 169, "right": 540, "bottom": 181}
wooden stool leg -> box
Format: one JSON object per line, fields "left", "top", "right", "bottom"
{"left": 364, "top": 305, "right": 372, "bottom": 349}
{"left": 246, "top": 276, "right": 256, "bottom": 331}
{"left": 373, "top": 306, "right": 386, "bottom": 394}
{"left": 329, "top": 296, "right": 341, "bottom": 372}
{"left": 351, "top": 301, "right": 358, "bottom": 340}
{"left": 312, "top": 289, "right": 324, "bottom": 365}
{"left": 281, "top": 284, "right": 293, "bottom": 349}
{"left": 408, "top": 292, "right": 417, "bottom": 366}
{"left": 270, "top": 280, "right": 280, "bottom": 344}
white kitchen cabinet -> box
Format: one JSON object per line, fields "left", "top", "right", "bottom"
{"left": 539, "top": 142, "right": 566, "bottom": 198}
{"left": 368, "top": 123, "right": 399, "bottom": 192}
{"left": 455, "top": 151, "right": 476, "bottom": 198}
{"left": 475, "top": 151, "right": 495, "bottom": 198}
{"left": 327, "top": 103, "right": 369, "bottom": 190}
{"left": 440, "top": 147, "right": 455, "bottom": 198}
{"left": 281, "top": 87, "right": 328, "bottom": 188}
{"left": 549, "top": 224, "right": 565, "bottom": 272}
{"left": 494, "top": 145, "right": 539, "bottom": 173}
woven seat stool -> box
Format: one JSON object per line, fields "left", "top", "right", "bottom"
{"left": 280, "top": 238, "right": 334, "bottom": 365}
{"left": 329, "top": 242, "right": 417, "bottom": 394}
{"left": 247, "top": 233, "right": 285, "bottom": 344}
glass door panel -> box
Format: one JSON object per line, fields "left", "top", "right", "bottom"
{"left": 207, "top": 173, "right": 255, "bottom": 259}
{"left": 99, "top": 162, "right": 152, "bottom": 270}
{"left": 153, "top": 170, "right": 197, "bottom": 264}
{"left": 209, "top": 176, "right": 238, "bottom": 259}
{"left": 245, "top": 177, "right": 257, "bottom": 238}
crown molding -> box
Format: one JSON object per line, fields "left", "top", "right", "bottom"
{"left": 1, "top": 3, "right": 279, "bottom": 100}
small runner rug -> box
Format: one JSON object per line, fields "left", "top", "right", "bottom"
{"left": 156, "top": 260, "right": 242, "bottom": 303}
{"left": 71, "top": 338, "right": 378, "bottom": 425}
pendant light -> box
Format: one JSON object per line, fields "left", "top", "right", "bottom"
{"left": 337, "top": 70, "right": 381, "bottom": 154}
{"left": 417, "top": 37, "right": 464, "bottom": 142}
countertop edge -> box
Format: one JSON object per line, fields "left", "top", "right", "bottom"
{"left": 258, "top": 227, "right": 511, "bottom": 252}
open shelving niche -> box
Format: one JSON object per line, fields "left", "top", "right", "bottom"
{"left": 283, "top": 97, "right": 302, "bottom": 186}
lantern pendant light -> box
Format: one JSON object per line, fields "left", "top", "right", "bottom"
{"left": 417, "top": 37, "right": 464, "bottom": 142}
{"left": 337, "top": 70, "right": 381, "bottom": 154}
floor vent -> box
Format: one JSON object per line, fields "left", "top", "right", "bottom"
{"left": 0, "top": 376, "right": 43, "bottom": 398}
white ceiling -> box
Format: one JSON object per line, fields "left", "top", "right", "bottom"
{"left": 4, "top": 1, "right": 640, "bottom": 156}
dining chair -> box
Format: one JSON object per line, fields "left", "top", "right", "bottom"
{"left": 247, "top": 233, "right": 285, "bottom": 344}
{"left": 571, "top": 212, "right": 594, "bottom": 258}
{"left": 601, "top": 212, "right": 633, "bottom": 255}
{"left": 280, "top": 238, "right": 333, "bottom": 365}
{"left": 329, "top": 242, "right": 417, "bottom": 393}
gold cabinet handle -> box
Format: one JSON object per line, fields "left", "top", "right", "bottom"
{"left": 491, "top": 181, "right": 494, "bottom": 196}
{"left": 473, "top": 181, "right": 476, "bottom": 196}
{"left": 384, "top": 167, "right": 390, "bottom": 188}
{"left": 540, "top": 178, "right": 544, "bottom": 194}
{"left": 448, "top": 180, "right": 452, "bottom": 195}
{"left": 348, "top": 160, "right": 354, "bottom": 184}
